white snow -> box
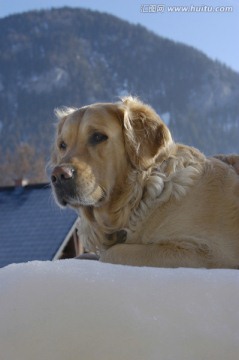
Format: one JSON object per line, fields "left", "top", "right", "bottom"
{"left": 21, "top": 67, "right": 69, "bottom": 93}
{"left": 118, "top": 79, "right": 129, "bottom": 97}
{"left": 161, "top": 111, "right": 171, "bottom": 126}
{"left": 0, "top": 260, "right": 238, "bottom": 360}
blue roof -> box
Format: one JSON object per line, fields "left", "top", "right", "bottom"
{"left": 0, "top": 184, "right": 77, "bottom": 268}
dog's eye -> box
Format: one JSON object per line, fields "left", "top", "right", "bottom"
{"left": 59, "top": 141, "right": 67, "bottom": 150}
{"left": 89, "top": 132, "right": 108, "bottom": 146}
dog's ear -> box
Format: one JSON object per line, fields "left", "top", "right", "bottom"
{"left": 54, "top": 107, "right": 77, "bottom": 135}
{"left": 119, "top": 97, "right": 172, "bottom": 170}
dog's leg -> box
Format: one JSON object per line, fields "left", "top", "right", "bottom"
{"left": 75, "top": 253, "right": 99, "bottom": 261}
{"left": 100, "top": 243, "right": 216, "bottom": 268}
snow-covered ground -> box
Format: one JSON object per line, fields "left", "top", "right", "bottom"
{"left": 0, "top": 260, "right": 238, "bottom": 360}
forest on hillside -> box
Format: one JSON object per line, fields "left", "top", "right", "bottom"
{"left": 0, "top": 144, "right": 47, "bottom": 186}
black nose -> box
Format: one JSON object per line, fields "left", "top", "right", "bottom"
{"left": 51, "top": 166, "right": 75, "bottom": 185}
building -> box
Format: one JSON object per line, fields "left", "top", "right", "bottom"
{"left": 0, "top": 183, "right": 81, "bottom": 268}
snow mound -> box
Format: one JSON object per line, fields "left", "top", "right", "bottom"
{"left": 0, "top": 260, "right": 238, "bottom": 360}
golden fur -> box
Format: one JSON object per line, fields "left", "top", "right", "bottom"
{"left": 51, "top": 97, "right": 239, "bottom": 268}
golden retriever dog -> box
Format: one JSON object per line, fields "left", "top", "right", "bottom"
{"left": 51, "top": 97, "right": 239, "bottom": 268}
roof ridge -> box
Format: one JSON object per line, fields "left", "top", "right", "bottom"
{"left": 0, "top": 182, "right": 50, "bottom": 192}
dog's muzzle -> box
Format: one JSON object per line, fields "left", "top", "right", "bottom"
{"left": 51, "top": 165, "right": 76, "bottom": 206}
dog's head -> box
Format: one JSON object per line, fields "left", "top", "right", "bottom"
{"left": 50, "top": 97, "right": 172, "bottom": 209}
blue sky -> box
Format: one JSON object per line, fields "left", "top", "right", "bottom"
{"left": 1, "top": 0, "right": 238, "bottom": 72}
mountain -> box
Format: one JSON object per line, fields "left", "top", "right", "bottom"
{"left": 0, "top": 7, "right": 238, "bottom": 185}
